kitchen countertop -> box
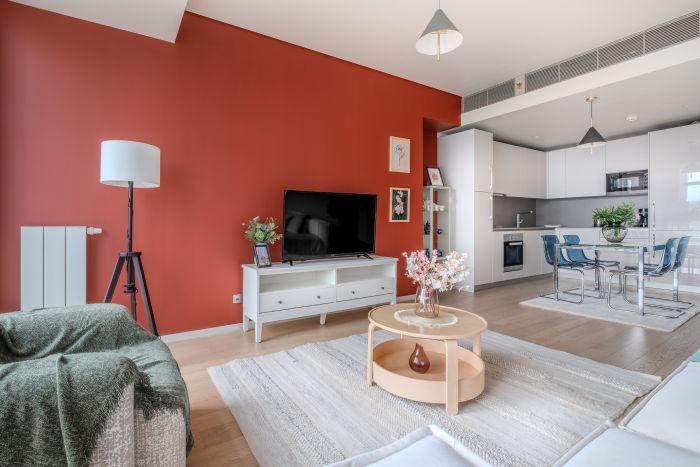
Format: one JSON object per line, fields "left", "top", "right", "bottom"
{"left": 493, "top": 226, "right": 557, "bottom": 231}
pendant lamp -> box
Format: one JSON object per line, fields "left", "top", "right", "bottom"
{"left": 416, "top": 0, "right": 462, "bottom": 60}
{"left": 577, "top": 96, "right": 606, "bottom": 150}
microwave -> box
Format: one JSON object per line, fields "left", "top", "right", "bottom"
{"left": 606, "top": 170, "right": 648, "bottom": 195}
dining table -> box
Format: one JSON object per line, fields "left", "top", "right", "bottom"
{"left": 553, "top": 241, "right": 665, "bottom": 315}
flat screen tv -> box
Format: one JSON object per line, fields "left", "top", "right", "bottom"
{"left": 282, "top": 190, "right": 377, "bottom": 262}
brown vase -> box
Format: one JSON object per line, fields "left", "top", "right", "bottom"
{"left": 409, "top": 343, "right": 430, "bottom": 374}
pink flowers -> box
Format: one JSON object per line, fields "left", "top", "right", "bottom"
{"left": 403, "top": 250, "right": 469, "bottom": 292}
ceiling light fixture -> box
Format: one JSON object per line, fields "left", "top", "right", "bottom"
{"left": 416, "top": 0, "right": 462, "bottom": 60}
{"left": 577, "top": 96, "right": 606, "bottom": 151}
{"left": 626, "top": 114, "right": 638, "bottom": 122}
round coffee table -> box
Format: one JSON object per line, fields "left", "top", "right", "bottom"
{"left": 367, "top": 303, "right": 487, "bottom": 415}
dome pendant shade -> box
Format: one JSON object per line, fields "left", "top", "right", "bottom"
{"left": 577, "top": 126, "right": 607, "bottom": 149}
{"left": 416, "top": 8, "right": 463, "bottom": 57}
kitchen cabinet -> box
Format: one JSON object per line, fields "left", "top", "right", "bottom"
{"left": 475, "top": 130, "right": 494, "bottom": 193}
{"left": 491, "top": 229, "right": 552, "bottom": 283}
{"left": 474, "top": 192, "right": 494, "bottom": 286}
{"left": 605, "top": 135, "right": 649, "bottom": 173}
{"left": 546, "top": 149, "right": 567, "bottom": 198}
{"left": 493, "top": 142, "right": 546, "bottom": 198}
{"left": 438, "top": 129, "right": 494, "bottom": 292}
{"left": 564, "top": 146, "right": 606, "bottom": 197}
{"left": 649, "top": 124, "right": 700, "bottom": 231}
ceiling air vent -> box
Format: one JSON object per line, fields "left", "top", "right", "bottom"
{"left": 462, "top": 90, "right": 488, "bottom": 112}
{"left": 560, "top": 50, "right": 598, "bottom": 80}
{"left": 487, "top": 79, "right": 515, "bottom": 104}
{"left": 644, "top": 11, "right": 699, "bottom": 53}
{"left": 599, "top": 33, "right": 644, "bottom": 68}
{"left": 460, "top": 10, "right": 699, "bottom": 113}
{"left": 526, "top": 64, "right": 559, "bottom": 92}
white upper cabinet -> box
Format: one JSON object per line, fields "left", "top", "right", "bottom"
{"left": 564, "top": 146, "right": 606, "bottom": 198}
{"left": 649, "top": 124, "right": 700, "bottom": 231}
{"left": 474, "top": 130, "right": 494, "bottom": 193}
{"left": 493, "top": 142, "right": 546, "bottom": 198}
{"left": 546, "top": 149, "right": 567, "bottom": 199}
{"left": 605, "top": 135, "right": 649, "bottom": 173}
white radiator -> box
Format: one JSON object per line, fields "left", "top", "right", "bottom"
{"left": 20, "top": 226, "right": 102, "bottom": 311}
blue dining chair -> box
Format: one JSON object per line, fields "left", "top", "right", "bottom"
{"left": 607, "top": 237, "right": 683, "bottom": 318}
{"left": 540, "top": 235, "right": 599, "bottom": 303}
{"left": 563, "top": 234, "right": 622, "bottom": 297}
{"left": 639, "top": 236, "right": 694, "bottom": 311}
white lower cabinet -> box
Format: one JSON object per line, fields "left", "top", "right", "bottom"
{"left": 490, "top": 229, "right": 552, "bottom": 284}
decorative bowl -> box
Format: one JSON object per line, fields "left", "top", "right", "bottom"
{"left": 601, "top": 224, "right": 628, "bottom": 243}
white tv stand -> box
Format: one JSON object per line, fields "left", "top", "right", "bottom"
{"left": 242, "top": 256, "right": 397, "bottom": 342}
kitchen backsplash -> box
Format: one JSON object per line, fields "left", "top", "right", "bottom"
{"left": 493, "top": 196, "right": 537, "bottom": 228}
{"left": 536, "top": 195, "right": 648, "bottom": 227}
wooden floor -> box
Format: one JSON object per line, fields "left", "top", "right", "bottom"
{"left": 167, "top": 277, "right": 700, "bottom": 466}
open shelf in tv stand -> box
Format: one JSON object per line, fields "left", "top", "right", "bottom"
{"left": 242, "top": 256, "right": 397, "bottom": 342}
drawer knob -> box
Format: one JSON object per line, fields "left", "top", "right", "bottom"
{"left": 380, "top": 286, "right": 385, "bottom": 290}
{"left": 278, "top": 300, "right": 283, "bottom": 304}
{"left": 351, "top": 290, "right": 355, "bottom": 294}
{"left": 316, "top": 295, "right": 321, "bottom": 299}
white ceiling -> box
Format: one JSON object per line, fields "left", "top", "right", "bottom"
{"left": 11, "top": 0, "right": 187, "bottom": 43}
{"left": 472, "top": 58, "right": 700, "bottom": 150}
{"left": 185, "top": 0, "right": 700, "bottom": 96}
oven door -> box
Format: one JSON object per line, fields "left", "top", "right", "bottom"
{"left": 504, "top": 239, "right": 524, "bottom": 272}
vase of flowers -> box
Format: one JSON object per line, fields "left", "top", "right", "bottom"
{"left": 403, "top": 250, "right": 469, "bottom": 318}
{"left": 243, "top": 216, "right": 283, "bottom": 266}
{"left": 592, "top": 202, "right": 636, "bottom": 243}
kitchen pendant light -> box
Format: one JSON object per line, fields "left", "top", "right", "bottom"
{"left": 577, "top": 96, "right": 606, "bottom": 150}
{"left": 416, "top": 0, "right": 462, "bottom": 60}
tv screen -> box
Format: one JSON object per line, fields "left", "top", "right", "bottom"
{"left": 283, "top": 190, "right": 377, "bottom": 261}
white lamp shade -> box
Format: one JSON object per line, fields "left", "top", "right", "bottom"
{"left": 100, "top": 140, "right": 160, "bottom": 188}
{"left": 416, "top": 9, "right": 463, "bottom": 56}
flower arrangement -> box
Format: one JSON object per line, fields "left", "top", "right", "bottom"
{"left": 243, "top": 216, "right": 283, "bottom": 245}
{"left": 403, "top": 250, "right": 469, "bottom": 292}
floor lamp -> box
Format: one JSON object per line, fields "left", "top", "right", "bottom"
{"left": 100, "top": 140, "right": 160, "bottom": 335}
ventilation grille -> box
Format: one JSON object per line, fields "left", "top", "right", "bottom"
{"left": 462, "top": 10, "right": 699, "bottom": 112}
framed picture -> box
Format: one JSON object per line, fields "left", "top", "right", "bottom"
{"left": 253, "top": 244, "right": 272, "bottom": 268}
{"left": 389, "top": 136, "right": 410, "bottom": 173}
{"left": 389, "top": 187, "right": 410, "bottom": 222}
{"left": 426, "top": 167, "right": 444, "bottom": 186}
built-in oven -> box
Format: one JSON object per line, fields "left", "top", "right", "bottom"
{"left": 503, "top": 233, "right": 523, "bottom": 272}
{"left": 606, "top": 170, "right": 648, "bottom": 195}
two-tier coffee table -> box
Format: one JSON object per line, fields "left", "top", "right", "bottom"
{"left": 367, "top": 303, "right": 487, "bottom": 415}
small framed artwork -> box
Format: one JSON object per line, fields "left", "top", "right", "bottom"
{"left": 389, "top": 136, "right": 410, "bottom": 173}
{"left": 426, "top": 167, "right": 444, "bottom": 186}
{"left": 389, "top": 187, "right": 410, "bottom": 222}
{"left": 253, "top": 244, "right": 272, "bottom": 268}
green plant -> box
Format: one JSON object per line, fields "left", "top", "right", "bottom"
{"left": 243, "top": 216, "right": 283, "bottom": 244}
{"left": 592, "top": 202, "right": 636, "bottom": 226}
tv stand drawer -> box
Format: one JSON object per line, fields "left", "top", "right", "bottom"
{"left": 260, "top": 286, "right": 335, "bottom": 313}
{"left": 337, "top": 278, "right": 395, "bottom": 302}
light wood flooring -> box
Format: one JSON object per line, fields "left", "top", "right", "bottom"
{"left": 167, "top": 277, "right": 700, "bottom": 466}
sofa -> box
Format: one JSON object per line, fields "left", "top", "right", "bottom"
{"left": 329, "top": 350, "right": 700, "bottom": 466}
{"left": 0, "top": 304, "right": 192, "bottom": 466}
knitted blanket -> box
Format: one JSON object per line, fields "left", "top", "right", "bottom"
{"left": 0, "top": 304, "right": 193, "bottom": 466}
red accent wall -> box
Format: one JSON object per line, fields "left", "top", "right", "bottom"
{"left": 0, "top": 2, "right": 460, "bottom": 334}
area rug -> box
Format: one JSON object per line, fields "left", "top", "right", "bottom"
{"left": 520, "top": 293, "right": 698, "bottom": 332}
{"left": 208, "top": 331, "right": 659, "bottom": 467}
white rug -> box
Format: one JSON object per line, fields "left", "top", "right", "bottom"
{"left": 520, "top": 293, "right": 698, "bottom": 332}
{"left": 208, "top": 331, "right": 659, "bottom": 467}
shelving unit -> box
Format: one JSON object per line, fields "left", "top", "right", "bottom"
{"left": 422, "top": 186, "right": 453, "bottom": 258}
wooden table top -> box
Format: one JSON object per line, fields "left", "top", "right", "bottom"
{"left": 368, "top": 303, "right": 487, "bottom": 340}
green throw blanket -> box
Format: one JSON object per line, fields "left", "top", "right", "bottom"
{"left": 0, "top": 304, "right": 194, "bottom": 466}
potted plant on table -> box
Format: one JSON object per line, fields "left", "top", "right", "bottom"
{"left": 403, "top": 250, "right": 469, "bottom": 318}
{"left": 592, "top": 202, "right": 636, "bottom": 243}
{"left": 243, "top": 216, "right": 283, "bottom": 267}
